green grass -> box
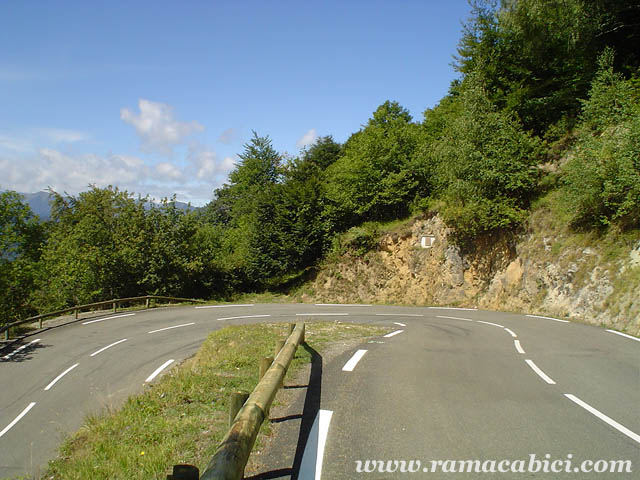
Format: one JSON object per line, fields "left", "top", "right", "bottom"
{"left": 40, "top": 321, "right": 386, "bottom": 480}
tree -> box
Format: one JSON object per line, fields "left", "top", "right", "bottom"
{"left": 0, "top": 191, "right": 45, "bottom": 324}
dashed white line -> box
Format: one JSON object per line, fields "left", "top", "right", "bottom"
{"left": 393, "top": 322, "right": 406, "bottom": 327}
{"left": 315, "top": 303, "right": 371, "bottom": 307}
{"left": 384, "top": 330, "right": 404, "bottom": 338}
{"left": 342, "top": 350, "right": 368, "bottom": 372}
{"left": 90, "top": 338, "right": 127, "bottom": 357}
{"left": 82, "top": 313, "right": 135, "bottom": 325}
{"left": 525, "top": 359, "right": 556, "bottom": 384}
{"left": 148, "top": 322, "right": 195, "bottom": 334}
{"left": 145, "top": 359, "right": 175, "bottom": 383}
{"left": 436, "top": 315, "right": 473, "bottom": 322}
{"left": 0, "top": 402, "right": 36, "bottom": 439}
{"left": 375, "top": 313, "right": 424, "bottom": 317}
{"left": 44, "top": 363, "right": 79, "bottom": 391}
{"left": 477, "top": 320, "right": 505, "bottom": 328}
{"left": 504, "top": 327, "right": 518, "bottom": 338}
{"left": 217, "top": 315, "right": 271, "bottom": 321}
{"left": 2, "top": 338, "right": 41, "bottom": 360}
{"left": 606, "top": 329, "right": 640, "bottom": 342}
{"left": 514, "top": 340, "right": 526, "bottom": 354}
{"left": 564, "top": 394, "right": 640, "bottom": 444}
{"left": 526, "top": 314, "right": 569, "bottom": 323}
{"left": 296, "top": 313, "right": 349, "bottom": 317}
{"left": 299, "top": 409, "right": 333, "bottom": 480}
{"left": 195, "top": 304, "right": 254, "bottom": 309}
{"left": 428, "top": 307, "right": 477, "bottom": 311}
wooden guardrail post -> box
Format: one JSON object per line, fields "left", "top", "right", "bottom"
{"left": 259, "top": 356, "right": 273, "bottom": 380}
{"left": 112, "top": 302, "right": 117, "bottom": 313}
{"left": 167, "top": 464, "right": 199, "bottom": 480}
{"left": 274, "top": 339, "right": 285, "bottom": 358}
{"left": 146, "top": 297, "right": 150, "bottom": 309}
{"left": 229, "top": 392, "right": 250, "bottom": 427}
{"left": 75, "top": 308, "right": 79, "bottom": 319}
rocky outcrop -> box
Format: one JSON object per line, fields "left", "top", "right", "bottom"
{"left": 301, "top": 214, "right": 640, "bottom": 336}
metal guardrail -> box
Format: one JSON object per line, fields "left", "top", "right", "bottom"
{"left": 1, "top": 295, "right": 205, "bottom": 340}
{"left": 167, "top": 323, "right": 306, "bottom": 480}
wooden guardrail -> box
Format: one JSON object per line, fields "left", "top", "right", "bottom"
{"left": 0, "top": 295, "right": 205, "bottom": 340}
{"left": 167, "top": 323, "right": 306, "bottom": 480}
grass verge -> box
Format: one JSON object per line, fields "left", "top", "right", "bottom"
{"left": 41, "top": 321, "right": 386, "bottom": 480}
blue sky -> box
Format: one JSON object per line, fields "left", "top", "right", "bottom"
{"left": 1, "top": 1, "right": 472, "bottom": 206}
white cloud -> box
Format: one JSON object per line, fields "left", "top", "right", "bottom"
{"left": 218, "top": 128, "right": 235, "bottom": 145}
{"left": 0, "top": 128, "right": 88, "bottom": 154}
{"left": 296, "top": 128, "right": 317, "bottom": 149}
{"left": 120, "top": 99, "right": 204, "bottom": 154}
{"left": 187, "top": 146, "right": 236, "bottom": 180}
{"left": 35, "top": 128, "right": 87, "bottom": 143}
{"left": 155, "top": 161, "right": 184, "bottom": 181}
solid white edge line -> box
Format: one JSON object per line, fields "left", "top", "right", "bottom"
{"left": 526, "top": 314, "right": 569, "bottom": 323}
{"left": 2, "top": 338, "right": 41, "bottom": 360}
{"left": 44, "top": 363, "right": 79, "bottom": 391}
{"left": 145, "top": 359, "right": 175, "bottom": 383}
{"left": 514, "top": 340, "right": 525, "bottom": 354}
{"left": 217, "top": 314, "right": 271, "bottom": 321}
{"left": 504, "top": 328, "right": 518, "bottom": 338}
{"left": 148, "top": 322, "right": 195, "bottom": 334}
{"left": 606, "top": 329, "right": 640, "bottom": 342}
{"left": 384, "top": 330, "right": 404, "bottom": 338}
{"left": 315, "top": 303, "right": 371, "bottom": 307}
{"left": 0, "top": 402, "right": 36, "bottom": 439}
{"left": 393, "top": 322, "right": 406, "bottom": 327}
{"left": 564, "top": 394, "right": 640, "bottom": 444}
{"left": 299, "top": 409, "right": 333, "bottom": 480}
{"left": 195, "top": 304, "right": 254, "bottom": 309}
{"left": 477, "top": 320, "right": 505, "bottom": 328}
{"left": 296, "top": 313, "right": 349, "bottom": 316}
{"left": 525, "top": 359, "right": 556, "bottom": 384}
{"left": 82, "top": 313, "right": 135, "bottom": 325}
{"left": 436, "top": 315, "right": 473, "bottom": 322}
{"left": 375, "top": 313, "right": 424, "bottom": 317}
{"left": 342, "top": 350, "right": 368, "bottom": 372}
{"left": 90, "top": 338, "right": 127, "bottom": 357}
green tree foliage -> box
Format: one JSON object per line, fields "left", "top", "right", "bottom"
{"left": 563, "top": 52, "right": 640, "bottom": 229}
{"left": 0, "top": 191, "right": 45, "bottom": 324}
{"left": 325, "top": 101, "right": 423, "bottom": 227}
{"left": 456, "top": 0, "right": 640, "bottom": 135}
{"left": 426, "top": 78, "right": 543, "bottom": 239}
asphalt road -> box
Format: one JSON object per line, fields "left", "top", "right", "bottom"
{"left": 0, "top": 304, "right": 638, "bottom": 479}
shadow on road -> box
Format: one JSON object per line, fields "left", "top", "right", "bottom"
{"left": 245, "top": 341, "right": 323, "bottom": 480}
{"left": 0, "top": 341, "right": 49, "bottom": 363}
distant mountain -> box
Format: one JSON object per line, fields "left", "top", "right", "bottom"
{"left": 12, "top": 192, "right": 196, "bottom": 221}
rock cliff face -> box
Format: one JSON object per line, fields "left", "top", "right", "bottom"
{"left": 300, "top": 214, "right": 640, "bottom": 336}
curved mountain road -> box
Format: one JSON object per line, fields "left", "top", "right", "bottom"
{"left": 0, "top": 304, "right": 638, "bottom": 478}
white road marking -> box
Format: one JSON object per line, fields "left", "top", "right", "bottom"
{"left": 384, "top": 330, "right": 404, "bottom": 338}
{"left": 514, "top": 340, "right": 525, "bottom": 354}
{"left": 90, "top": 338, "right": 127, "bottom": 357}
{"left": 2, "top": 338, "right": 41, "bottom": 360}
{"left": 0, "top": 402, "right": 36, "bottom": 439}
{"left": 428, "top": 307, "right": 477, "bottom": 311}
{"left": 526, "top": 314, "right": 569, "bottom": 323}
{"left": 342, "top": 350, "right": 368, "bottom": 372}
{"left": 145, "top": 359, "right": 175, "bottom": 383}
{"left": 504, "top": 327, "right": 518, "bottom": 338}
{"left": 296, "top": 313, "right": 349, "bottom": 316}
{"left": 315, "top": 303, "right": 371, "bottom": 307}
{"left": 82, "top": 313, "right": 135, "bottom": 325}
{"left": 393, "top": 322, "right": 406, "bottom": 327}
{"left": 564, "top": 394, "right": 640, "bottom": 444}
{"left": 375, "top": 313, "right": 424, "bottom": 317}
{"left": 148, "top": 322, "right": 195, "bottom": 334}
{"left": 195, "top": 304, "right": 254, "bottom": 309}
{"left": 217, "top": 315, "right": 271, "bottom": 321}
{"left": 606, "top": 329, "right": 640, "bottom": 342}
{"left": 525, "top": 359, "right": 556, "bottom": 384}
{"left": 436, "top": 315, "right": 473, "bottom": 322}
{"left": 299, "top": 409, "right": 333, "bottom": 480}
{"left": 477, "top": 320, "right": 505, "bottom": 328}
{"left": 44, "top": 363, "right": 79, "bottom": 391}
